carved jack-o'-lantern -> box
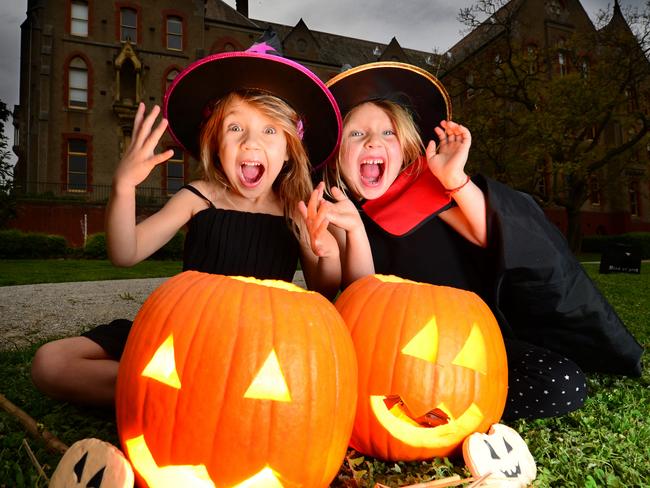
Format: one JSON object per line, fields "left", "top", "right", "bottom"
{"left": 335, "top": 275, "right": 508, "bottom": 461}
{"left": 116, "top": 271, "right": 358, "bottom": 487}
{"left": 462, "top": 423, "right": 536, "bottom": 488}
{"left": 49, "top": 438, "right": 134, "bottom": 488}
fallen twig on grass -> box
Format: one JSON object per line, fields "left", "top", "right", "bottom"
{"left": 374, "top": 471, "right": 492, "bottom": 488}
{"left": 0, "top": 392, "right": 68, "bottom": 454}
{"left": 20, "top": 439, "right": 50, "bottom": 484}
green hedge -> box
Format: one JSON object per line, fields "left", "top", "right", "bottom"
{"left": 581, "top": 232, "right": 650, "bottom": 259}
{"left": 0, "top": 229, "right": 185, "bottom": 260}
{"left": 0, "top": 229, "right": 69, "bottom": 258}
{"left": 83, "top": 232, "right": 108, "bottom": 259}
{"left": 83, "top": 231, "right": 185, "bottom": 260}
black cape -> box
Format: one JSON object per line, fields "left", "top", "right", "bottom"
{"left": 478, "top": 175, "right": 643, "bottom": 376}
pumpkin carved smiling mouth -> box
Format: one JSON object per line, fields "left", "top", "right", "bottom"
{"left": 383, "top": 395, "right": 450, "bottom": 427}
{"left": 370, "top": 395, "right": 485, "bottom": 448}
{"left": 125, "top": 435, "right": 286, "bottom": 488}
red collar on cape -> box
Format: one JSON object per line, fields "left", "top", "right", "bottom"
{"left": 360, "top": 156, "right": 451, "bottom": 236}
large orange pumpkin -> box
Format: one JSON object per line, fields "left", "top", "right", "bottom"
{"left": 116, "top": 271, "right": 357, "bottom": 487}
{"left": 335, "top": 274, "right": 507, "bottom": 461}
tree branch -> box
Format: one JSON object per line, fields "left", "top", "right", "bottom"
{"left": 0, "top": 392, "right": 68, "bottom": 454}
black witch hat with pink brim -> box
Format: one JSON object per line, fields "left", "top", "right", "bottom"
{"left": 164, "top": 32, "right": 341, "bottom": 170}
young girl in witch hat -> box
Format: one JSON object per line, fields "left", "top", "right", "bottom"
{"left": 305, "top": 61, "right": 642, "bottom": 420}
{"left": 31, "top": 36, "right": 343, "bottom": 407}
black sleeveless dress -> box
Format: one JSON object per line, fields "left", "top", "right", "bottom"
{"left": 181, "top": 185, "right": 299, "bottom": 281}
{"left": 83, "top": 184, "right": 300, "bottom": 358}
{"left": 360, "top": 209, "right": 495, "bottom": 305}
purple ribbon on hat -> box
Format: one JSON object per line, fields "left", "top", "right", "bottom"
{"left": 296, "top": 119, "right": 304, "bottom": 140}
{"left": 246, "top": 42, "right": 277, "bottom": 55}
{"left": 246, "top": 28, "right": 282, "bottom": 56}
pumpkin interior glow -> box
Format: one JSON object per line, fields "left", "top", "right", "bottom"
{"left": 243, "top": 349, "right": 291, "bottom": 402}
{"left": 141, "top": 334, "right": 181, "bottom": 389}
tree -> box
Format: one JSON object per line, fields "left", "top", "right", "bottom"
{"left": 0, "top": 98, "right": 16, "bottom": 228}
{"left": 442, "top": 0, "right": 650, "bottom": 251}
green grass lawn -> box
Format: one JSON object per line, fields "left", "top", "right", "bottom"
{"left": 0, "top": 262, "right": 648, "bottom": 486}
{"left": 0, "top": 259, "right": 182, "bottom": 286}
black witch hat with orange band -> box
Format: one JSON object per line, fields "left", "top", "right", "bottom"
{"left": 326, "top": 62, "right": 455, "bottom": 236}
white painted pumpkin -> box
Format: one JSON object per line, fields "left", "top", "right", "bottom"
{"left": 49, "top": 438, "right": 134, "bottom": 488}
{"left": 462, "top": 423, "right": 536, "bottom": 488}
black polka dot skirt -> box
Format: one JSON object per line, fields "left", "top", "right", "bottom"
{"left": 501, "top": 338, "right": 587, "bottom": 420}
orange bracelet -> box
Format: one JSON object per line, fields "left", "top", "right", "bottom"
{"left": 444, "top": 174, "right": 471, "bottom": 196}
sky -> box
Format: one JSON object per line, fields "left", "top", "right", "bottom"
{"left": 0, "top": 0, "right": 646, "bottom": 164}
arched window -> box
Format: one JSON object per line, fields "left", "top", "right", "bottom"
{"left": 120, "top": 7, "right": 137, "bottom": 43}
{"left": 166, "top": 16, "right": 183, "bottom": 50}
{"left": 558, "top": 51, "right": 567, "bottom": 77}
{"left": 120, "top": 58, "right": 137, "bottom": 105}
{"left": 67, "top": 138, "right": 88, "bottom": 192}
{"left": 629, "top": 181, "right": 640, "bottom": 216}
{"left": 579, "top": 58, "right": 589, "bottom": 79}
{"left": 589, "top": 176, "right": 601, "bottom": 206}
{"left": 526, "top": 44, "right": 539, "bottom": 74}
{"left": 68, "top": 57, "right": 88, "bottom": 108}
{"left": 166, "top": 148, "right": 185, "bottom": 195}
{"left": 70, "top": 0, "right": 88, "bottom": 37}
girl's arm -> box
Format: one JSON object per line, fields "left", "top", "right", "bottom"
{"left": 426, "top": 120, "right": 487, "bottom": 248}
{"left": 106, "top": 103, "right": 191, "bottom": 266}
{"left": 327, "top": 186, "right": 374, "bottom": 288}
{"left": 297, "top": 183, "right": 341, "bottom": 300}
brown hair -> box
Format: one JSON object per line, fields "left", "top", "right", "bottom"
{"left": 198, "top": 90, "right": 313, "bottom": 235}
{"left": 324, "top": 99, "right": 424, "bottom": 194}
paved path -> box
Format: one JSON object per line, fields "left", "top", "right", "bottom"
{"left": 0, "top": 271, "right": 306, "bottom": 351}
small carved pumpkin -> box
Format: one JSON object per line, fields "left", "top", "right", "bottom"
{"left": 116, "top": 271, "right": 357, "bottom": 488}
{"left": 462, "top": 423, "right": 536, "bottom": 487}
{"left": 335, "top": 275, "right": 508, "bottom": 461}
{"left": 49, "top": 438, "right": 134, "bottom": 488}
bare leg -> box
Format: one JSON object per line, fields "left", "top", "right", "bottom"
{"left": 31, "top": 336, "right": 119, "bottom": 407}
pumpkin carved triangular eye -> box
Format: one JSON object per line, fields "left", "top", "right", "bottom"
{"left": 244, "top": 349, "right": 291, "bottom": 402}
{"left": 451, "top": 323, "right": 487, "bottom": 375}
{"left": 401, "top": 317, "right": 438, "bottom": 363}
{"left": 141, "top": 334, "right": 182, "bottom": 389}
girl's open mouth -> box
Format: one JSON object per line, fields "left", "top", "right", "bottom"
{"left": 240, "top": 161, "right": 265, "bottom": 187}
{"left": 360, "top": 159, "right": 384, "bottom": 186}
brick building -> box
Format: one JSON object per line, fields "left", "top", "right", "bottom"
{"left": 442, "top": 0, "right": 650, "bottom": 240}
{"left": 11, "top": 0, "right": 650, "bottom": 246}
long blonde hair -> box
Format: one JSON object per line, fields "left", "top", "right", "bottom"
{"left": 324, "top": 99, "right": 424, "bottom": 194}
{"left": 198, "top": 90, "right": 312, "bottom": 235}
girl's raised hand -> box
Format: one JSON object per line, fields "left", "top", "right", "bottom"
{"left": 297, "top": 182, "right": 339, "bottom": 258}
{"left": 426, "top": 120, "right": 472, "bottom": 190}
{"left": 113, "top": 103, "right": 175, "bottom": 189}
{"left": 325, "top": 186, "right": 365, "bottom": 234}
